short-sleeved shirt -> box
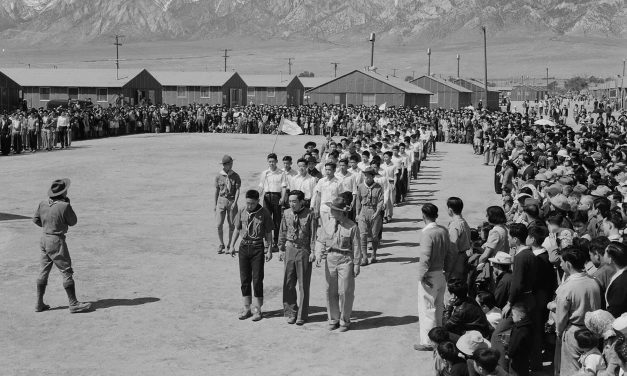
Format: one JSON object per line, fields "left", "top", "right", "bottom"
{"left": 313, "top": 177, "right": 342, "bottom": 211}
{"left": 290, "top": 173, "right": 318, "bottom": 200}
{"left": 259, "top": 168, "right": 286, "bottom": 193}
{"left": 215, "top": 171, "right": 241, "bottom": 201}
{"left": 335, "top": 171, "right": 357, "bottom": 195}
{"left": 234, "top": 205, "right": 274, "bottom": 241}
{"left": 283, "top": 169, "right": 298, "bottom": 190}
{"left": 483, "top": 224, "right": 509, "bottom": 255}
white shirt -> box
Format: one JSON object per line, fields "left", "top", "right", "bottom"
{"left": 290, "top": 173, "right": 318, "bottom": 200}
{"left": 313, "top": 177, "right": 342, "bottom": 212}
{"left": 283, "top": 168, "right": 298, "bottom": 190}
{"left": 259, "top": 168, "right": 286, "bottom": 193}
{"left": 335, "top": 170, "right": 357, "bottom": 195}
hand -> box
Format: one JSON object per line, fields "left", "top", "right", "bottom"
{"left": 265, "top": 249, "right": 273, "bottom": 262}
{"left": 502, "top": 303, "right": 511, "bottom": 318}
{"left": 315, "top": 255, "right": 322, "bottom": 267}
{"left": 279, "top": 251, "right": 285, "bottom": 262}
{"left": 313, "top": 211, "right": 320, "bottom": 220}
{"left": 229, "top": 247, "right": 236, "bottom": 257}
{"left": 422, "top": 275, "right": 433, "bottom": 289}
{"left": 308, "top": 252, "right": 316, "bottom": 263}
{"left": 353, "top": 264, "right": 360, "bottom": 277}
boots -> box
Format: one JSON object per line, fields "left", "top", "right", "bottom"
{"left": 252, "top": 297, "right": 263, "bottom": 321}
{"left": 238, "top": 296, "right": 252, "bottom": 320}
{"left": 64, "top": 281, "right": 92, "bottom": 313}
{"left": 35, "top": 282, "right": 50, "bottom": 312}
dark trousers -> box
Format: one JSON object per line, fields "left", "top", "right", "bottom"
{"left": 530, "top": 289, "right": 550, "bottom": 370}
{"left": 491, "top": 293, "right": 536, "bottom": 371}
{"left": 12, "top": 133, "right": 22, "bottom": 153}
{"left": 283, "top": 243, "right": 312, "bottom": 321}
{"left": 28, "top": 130, "right": 37, "bottom": 151}
{"left": 411, "top": 157, "right": 420, "bottom": 179}
{"left": 0, "top": 133, "right": 10, "bottom": 155}
{"left": 238, "top": 241, "right": 265, "bottom": 297}
{"left": 395, "top": 171, "right": 407, "bottom": 203}
{"left": 58, "top": 127, "right": 67, "bottom": 148}
{"left": 263, "top": 192, "right": 282, "bottom": 246}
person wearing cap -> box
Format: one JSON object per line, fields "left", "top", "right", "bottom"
{"left": 231, "top": 189, "right": 274, "bottom": 321}
{"left": 32, "top": 178, "right": 91, "bottom": 313}
{"left": 306, "top": 155, "right": 323, "bottom": 180}
{"left": 355, "top": 166, "right": 384, "bottom": 265}
{"left": 214, "top": 154, "right": 241, "bottom": 254}
{"left": 277, "top": 190, "right": 317, "bottom": 325}
{"left": 314, "top": 196, "right": 361, "bottom": 332}
{"left": 415, "top": 204, "right": 451, "bottom": 351}
{"left": 488, "top": 252, "right": 513, "bottom": 310}
{"left": 456, "top": 330, "right": 491, "bottom": 370}
{"left": 258, "top": 153, "right": 287, "bottom": 253}
{"left": 554, "top": 246, "right": 602, "bottom": 376}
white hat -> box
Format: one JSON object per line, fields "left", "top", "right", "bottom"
{"left": 488, "top": 251, "right": 513, "bottom": 265}
{"left": 456, "top": 330, "right": 491, "bottom": 356}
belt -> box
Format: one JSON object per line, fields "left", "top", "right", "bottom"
{"left": 241, "top": 238, "right": 263, "bottom": 244}
{"left": 328, "top": 248, "right": 351, "bottom": 254}
{"left": 265, "top": 192, "right": 281, "bottom": 196}
{"left": 388, "top": 179, "right": 394, "bottom": 182}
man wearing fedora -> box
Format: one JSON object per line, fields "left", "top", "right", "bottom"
{"left": 315, "top": 196, "right": 361, "bottom": 332}
{"left": 33, "top": 178, "right": 91, "bottom": 313}
{"left": 214, "top": 154, "right": 241, "bottom": 255}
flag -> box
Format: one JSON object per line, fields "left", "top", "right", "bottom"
{"left": 379, "top": 102, "right": 387, "bottom": 111}
{"left": 279, "top": 117, "right": 303, "bottom": 135}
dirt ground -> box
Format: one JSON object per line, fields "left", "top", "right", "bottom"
{"left": 0, "top": 133, "right": 501, "bottom": 375}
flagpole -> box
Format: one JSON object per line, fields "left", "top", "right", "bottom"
{"left": 271, "top": 118, "right": 283, "bottom": 153}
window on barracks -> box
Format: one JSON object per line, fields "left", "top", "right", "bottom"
{"left": 177, "top": 86, "right": 187, "bottom": 98}
{"left": 68, "top": 87, "right": 79, "bottom": 100}
{"left": 362, "top": 94, "right": 375, "bottom": 106}
{"left": 40, "top": 87, "right": 51, "bottom": 101}
{"left": 200, "top": 87, "right": 210, "bottom": 98}
{"left": 248, "top": 87, "right": 255, "bottom": 97}
{"left": 267, "top": 87, "right": 275, "bottom": 97}
{"left": 430, "top": 93, "right": 439, "bottom": 103}
{"left": 97, "top": 88, "right": 108, "bottom": 102}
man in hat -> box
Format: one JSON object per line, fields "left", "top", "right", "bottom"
{"left": 277, "top": 190, "right": 317, "bottom": 325}
{"left": 231, "top": 189, "right": 274, "bottom": 321}
{"left": 355, "top": 167, "right": 385, "bottom": 265}
{"left": 33, "top": 178, "right": 91, "bottom": 313}
{"left": 315, "top": 196, "right": 361, "bottom": 332}
{"left": 415, "top": 203, "right": 451, "bottom": 351}
{"left": 214, "top": 154, "right": 241, "bottom": 254}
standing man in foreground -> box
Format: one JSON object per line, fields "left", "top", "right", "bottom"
{"left": 231, "top": 190, "right": 274, "bottom": 321}
{"left": 33, "top": 178, "right": 92, "bottom": 313}
{"left": 278, "top": 190, "right": 317, "bottom": 325}
{"left": 214, "top": 154, "right": 241, "bottom": 255}
{"left": 258, "top": 153, "right": 286, "bottom": 253}
{"left": 415, "top": 203, "right": 451, "bottom": 351}
{"left": 315, "top": 196, "right": 361, "bottom": 332}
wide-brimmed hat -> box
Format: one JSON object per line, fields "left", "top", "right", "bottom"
{"left": 48, "top": 178, "right": 71, "bottom": 197}
{"left": 363, "top": 167, "right": 377, "bottom": 176}
{"left": 219, "top": 154, "right": 233, "bottom": 164}
{"left": 524, "top": 198, "right": 540, "bottom": 207}
{"left": 325, "top": 197, "right": 350, "bottom": 212}
{"left": 488, "top": 251, "right": 513, "bottom": 265}
{"left": 591, "top": 185, "right": 612, "bottom": 197}
{"left": 456, "top": 330, "right": 491, "bottom": 356}
{"left": 573, "top": 184, "right": 588, "bottom": 195}
{"left": 304, "top": 141, "right": 316, "bottom": 149}
{"left": 550, "top": 194, "right": 572, "bottom": 212}
{"left": 533, "top": 173, "right": 548, "bottom": 182}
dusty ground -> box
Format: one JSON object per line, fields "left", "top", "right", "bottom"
{"left": 0, "top": 133, "right": 500, "bottom": 375}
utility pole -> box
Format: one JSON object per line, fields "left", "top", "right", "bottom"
{"left": 287, "top": 57, "right": 294, "bottom": 75}
{"left": 114, "top": 34, "right": 124, "bottom": 79}
{"left": 481, "top": 26, "right": 488, "bottom": 107}
{"left": 392, "top": 68, "right": 398, "bottom": 77}
{"left": 222, "top": 49, "right": 231, "bottom": 72}
{"left": 369, "top": 33, "right": 376, "bottom": 68}
{"left": 546, "top": 67, "right": 549, "bottom": 95}
{"left": 427, "top": 48, "right": 431, "bottom": 76}
{"left": 456, "top": 54, "right": 460, "bottom": 78}
{"left": 330, "top": 62, "right": 339, "bottom": 77}
{"left": 622, "top": 59, "right": 626, "bottom": 110}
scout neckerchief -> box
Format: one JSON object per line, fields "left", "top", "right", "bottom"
{"left": 246, "top": 205, "right": 263, "bottom": 239}
{"left": 220, "top": 169, "right": 234, "bottom": 194}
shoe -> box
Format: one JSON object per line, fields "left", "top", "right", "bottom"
{"left": 360, "top": 259, "right": 369, "bottom": 266}
{"left": 286, "top": 316, "right": 296, "bottom": 325}
{"left": 338, "top": 325, "right": 349, "bottom": 332}
{"left": 238, "top": 308, "right": 252, "bottom": 320}
{"left": 413, "top": 344, "right": 434, "bottom": 351}
{"left": 328, "top": 322, "right": 339, "bottom": 331}
{"left": 251, "top": 307, "right": 263, "bottom": 321}
{"left": 295, "top": 319, "right": 305, "bottom": 326}
{"left": 217, "top": 244, "right": 225, "bottom": 254}
{"left": 35, "top": 303, "right": 50, "bottom": 312}
{"left": 69, "top": 301, "right": 92, "bottom": 313}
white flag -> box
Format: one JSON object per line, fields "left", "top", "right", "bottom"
{"left": 379, "top": 102, "right": 387, "bottom": 111}
{"left": 280, "top": 117, "right": 303, "bottom": 135}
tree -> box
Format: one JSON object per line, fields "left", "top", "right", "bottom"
{"left": 298, "top": 71, "right": 315, "bottom": 77}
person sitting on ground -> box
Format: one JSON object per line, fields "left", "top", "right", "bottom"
{"left": 444, "top": 278, "right": 492, "bottom": 339}
{"left": 437, "top": 341, "right": 470, "bottom": 376}
{"left": 472, "top": 348, "right": 509, "bottom": 376}
{"left": 428, "top": 327, "right": 453, "bottom": 376}
{"left": 476, "top": 291, "right": 502, "bottom": 330}
{"left": 575, "top": 328, "right": 603, "bottom": 376}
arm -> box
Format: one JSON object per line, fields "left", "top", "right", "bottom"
{"left": 64, "top": 203, "right": 78, "bottom": 227}
{"left": 416, "top": 232, "right": 432, "bottom": 282}
{"left": 230, "top": 210, "right": 242, "bottom": 256}
{"left": 554, "top": 290, "right": 571, "bottom": 337}
{"left": 33, "top": 203, "right": 42, "bottom": 227}
{"left": 352, "top": 225, "right": 362, "bottom": 267}
{"left": 277, "top": 215, "right": 287, "bottom": 253}
{"left": 355, "top": 186, "right": 362, "bottom": 215}
{"left": 374, "top": 186, "right": 384, "bottom": 217}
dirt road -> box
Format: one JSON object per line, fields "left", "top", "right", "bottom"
{"left": 0, "top": 134, "right": 500, "bottom": 375}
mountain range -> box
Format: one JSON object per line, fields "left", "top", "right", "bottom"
{"left": 0, "top": 0, "right": 625, "bottom": 46}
